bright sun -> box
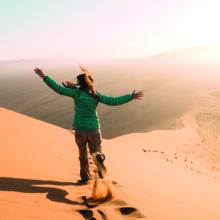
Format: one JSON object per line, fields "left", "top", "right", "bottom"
{"left": 174, "top": 0, "right": 220, "bottom": 47}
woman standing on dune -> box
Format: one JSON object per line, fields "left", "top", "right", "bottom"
{"left": 34, "top": 66, "right": 143, "bottom": 184}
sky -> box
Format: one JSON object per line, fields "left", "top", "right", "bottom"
{"left": 1, "top": 0, "right": 220, "bottom": 61}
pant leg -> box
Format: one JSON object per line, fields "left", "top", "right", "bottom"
{"left": 74, "top": 130, "right": 90, "bottom": 180}
{"left": 87, "top": 129, "right": 103, "bottom": 154}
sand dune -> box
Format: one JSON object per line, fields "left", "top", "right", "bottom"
{"left": 1, "top": 95, "right": 220, "bottom": 220}
{"left": 2, "top": 46, "right": 220, "bottom": 139}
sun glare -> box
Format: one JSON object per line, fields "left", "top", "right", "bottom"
{"left": 176, "top": 1, "right": 220, "bottom": 46}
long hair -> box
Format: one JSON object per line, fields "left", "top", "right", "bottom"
{"left": 63, "top": 65, "right": 99, "bottom": 100}
{"left": 77, "top": 65, "right": 97, "bottom": 97}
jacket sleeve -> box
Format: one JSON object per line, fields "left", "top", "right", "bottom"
{"left": 96, "top": 91, "right": 133, "bottom": 106}
{"left": 43, "top": 75, "right": 77, "bottom": 97}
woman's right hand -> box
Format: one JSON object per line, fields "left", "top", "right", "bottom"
{"left": 34, "top": 68, "right": 45, "bottom": 79}
{"left": 132, "top": 90, "right": 144, "bottom": 100}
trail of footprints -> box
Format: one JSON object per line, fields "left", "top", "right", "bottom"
{"left": 77, "top": 147, "right": 217, "bottom": 219}
{"left": 78, "top": 158, "right": 145, "bottom": 219}
{"left": 142, "top": 148, "right": 202, "bottom": 174}
{"left": 77, "top": 207, "right": 145, "bottom": 220}
{"left": 77, "top": 196, "right": 145, "bottom": 220}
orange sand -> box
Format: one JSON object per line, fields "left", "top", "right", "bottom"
{"left": 0, "top": 105, "right": 220, "bottom": 220}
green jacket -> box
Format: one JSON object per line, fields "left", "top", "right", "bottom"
{"left": 43, "top": 75, "right": 133, "bottom": 130}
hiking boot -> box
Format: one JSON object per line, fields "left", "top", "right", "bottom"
{"left": 92, "top": 152, "right": 107, "bottom": 179}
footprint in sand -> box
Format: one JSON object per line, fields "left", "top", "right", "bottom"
{"left": 98, "top": 209, "right": 108, "bottom": 220}
{"left": 77, "top": 209, "right": 95, "bottom": 219}
{"left": 118, "top": 207, "right": 145, "bottom": 218}
{"left": 78, "top": 209, "right": 108, "bottom": 220}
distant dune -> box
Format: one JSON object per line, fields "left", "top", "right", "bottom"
{"left": 1, "top": 93, "right": 220, "bottom": 220}
{"left": 1, "top": 46, "right": 220, "bottom": 138}
{"left": 212, "top": 90, "right": 220, "bottom": 98}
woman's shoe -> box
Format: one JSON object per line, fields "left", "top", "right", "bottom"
{"left": 76, "top": 178, "right": 91, "bottom": 185}
{"left": 92, "top": 152, "right": 107, "bottom": 179}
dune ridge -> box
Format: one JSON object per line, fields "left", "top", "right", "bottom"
{"left": 0, "top": 98, "right": 220, "bottom": 220}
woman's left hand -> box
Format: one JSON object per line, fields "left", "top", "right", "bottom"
{"left": 132, "top": 90, "right": 144, "bottom": 100}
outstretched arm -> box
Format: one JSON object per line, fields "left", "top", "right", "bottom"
{"left": 34, "top": 68, "right": 77, "bottom": 97}
{"left": 97, "top": 90, "right": 143, "bottom": 106}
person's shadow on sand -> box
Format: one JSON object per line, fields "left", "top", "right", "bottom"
{"left": 0, "top": 177, "right": 82, "bottom": 206}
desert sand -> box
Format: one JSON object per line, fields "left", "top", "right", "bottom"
{"left": 0, "top": 91, "right": 220, "bottom": 220}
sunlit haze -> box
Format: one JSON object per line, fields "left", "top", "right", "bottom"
{"left": 1, "top": 0, "right": 220, "bottom": 61}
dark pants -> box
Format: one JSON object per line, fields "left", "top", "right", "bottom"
{"left": 74, "top": 129, "right": 103, "bottom": 180}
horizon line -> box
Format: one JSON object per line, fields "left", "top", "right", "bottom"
{"left": 1, "top": 44, "right": 219, "bottom": 63}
